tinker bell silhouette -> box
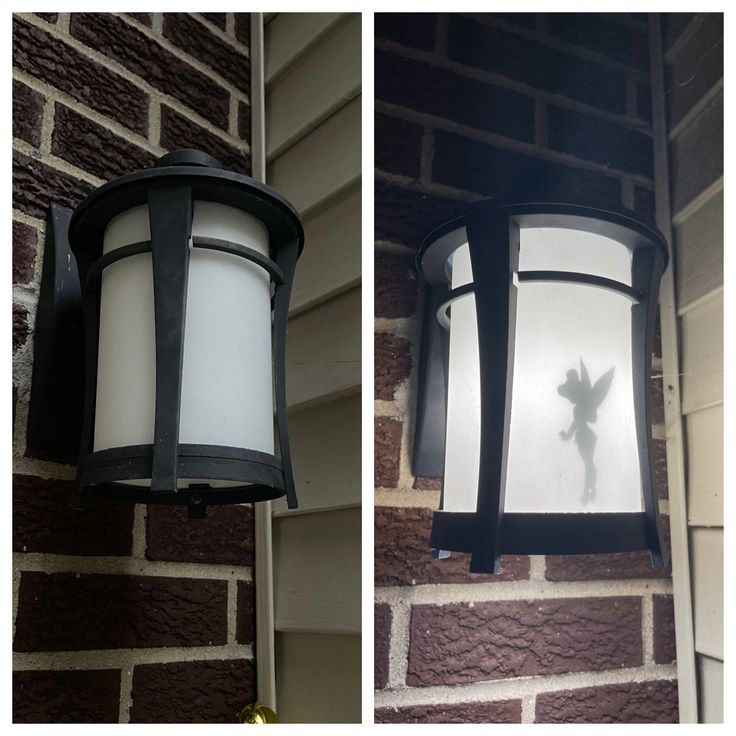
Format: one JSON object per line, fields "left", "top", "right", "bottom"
{"left": 558, "top": 360, "right": 614, "bottom": 506}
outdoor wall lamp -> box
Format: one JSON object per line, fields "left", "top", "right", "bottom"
{"left": 28, "top": 149, "right": 304, "bottom": 518}
{"left": 413, "top": 203, "right": 668, "bottom": 573}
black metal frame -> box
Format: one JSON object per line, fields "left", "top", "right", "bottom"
{"left": 414, "top": 202, "right": 668, "bottom": 573}
{"left": 30, "top": 150, "right": 303, "bottom": 518}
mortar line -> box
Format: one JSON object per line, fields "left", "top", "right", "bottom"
{"left": 13, "top": 138, "right": 104, "bottom": 185}
{"left": 229, "top": 93, "right": 239, "bottom": 138}
{"left": 521, "top": 693, "right": 536, "bottom": 723}
{"left": 375, "top": 489, "right": 441, "bottom": 509}
{"left": 642, "top": 591, "right": 655, "bottom": 665}
{"left": 57, "top": 12, "right": 70, "bottom": 33}
{"left": 387, "top": 600, "right": 411, "bottom": 689}
{"left": 225, "top": 13, "right": 235, "bottom": 37}
{"left": 227, "top": 578, "right": 238, "bottom": 645}
{"left": 192, "top": 13, "right": 250, "bottom": 56}
{"left": 131, "top": 505, "right": 147, "bottom": 560}
{"left": 375, "top": 240, "right": 417, "bottom": 255}
{"left": 118, "top": 662, "right": 134, "bottom": 723}
{"left": 375, "top": 169, "right": 484, "bottom": 204}
{"left": 39, "top": 94, "right": 55, "bottom": 155}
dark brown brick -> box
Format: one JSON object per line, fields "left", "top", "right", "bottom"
{"left": 13, "top": 221, "right": 37, "bottom": 284}
{"left": 545, "top": 516, "right": 672, "bottom": 581}
{"left": 433, "top": 130, "right": 622, "bottom": 207}
{"left": 13, "top": 474, "right": 134, "bottom": 556}
{"left": 237, "top": 100, "right": 250, "bottom": 141}
{"left": 448, "top": 16, "right": 627, "bottom": 115}
{"left": 547, "top": 105, "right": 653, "bottom": 178}
{"left": 234, "top": 14, "right": 250, "bottom": 45}
{"left": 408, "top": 596, "right": 642, "bottom": 686}
{"left": 375, "top": 332, "right": 411, "bottom": 401}
{"left": 374, "top": 247, "right": 418, "bottom": 318}
{"left": 375, "top": 13, "right": 437, "bottom": 51}
{"left": 13, "top": 16, "right": 148, "bottom": 135}
{"left": 375, "top": 180, "right": 461, "bottom": 250}
{"left": 34, "top": 13, "right": 59, "bottom": 23}
{"left": 375, "top": 506, "right": 529, "bottom": 585}
{"left": 650, "top": 374, "right": 665, "bottom": 425}
{"left": 653, "top": 594, "right": 676, "bottom": 664}
{"left": 13, "top": 149, "right": 94, "bottom": 219}
{"left": 69, "top": 13, "right": 229, "bottom": 129}
{"left": 376, "top": 699, "right": 522, "bottom": 723}
{"left": 661, "top": 13, "right": 697, "bottom": 51}
{"left": 634, "top": 186, "right": 656, "bottom": 228}
{"left": 546, "top": 13, "right": 648, "bottom": 70}
{"left": 13, "top": 79, "right": 44, "bottom": 147}
{"left": 130, "top": 659, "right": 254, "bottom": 723}
{"left": 375, "top": 112, "right": 423, "bottom": 178}
{"left": 160, "top": 106, "right": 249, "bottom": 174}
{"left": 201, "top": 13, "right": 227, "bottom": 30}
{"left": 376, "top": 49, "right": 535, "bottom": 143}
{"left": 13, "top": 669, "right": 121, "bottom": 723}
{"left": 375, "top": 603, "right": 391, "bottom": 689}
{"left": 413, "top": 476, "right": 441, "bottom": 490}
{"left": 235, "top": 580, "right": 254, "bottom": 645}
{"left": 146, "top": 503, "right": 254, "bottom": 566}
{"left": 14, "top": 572, "right": 227, "bottom": 652}
{"left": 653, "top": 438, "right": 669, "bottom": 500}
{"left": 375, "top": 417, "right": 402, "bottom": 488}
{"left": 52, "top": 104, "right": 156, "bottom": 182}
{"left": 164, "top": 14, "right": 249, "bottom": 93}
{"left": 13, "top": 304, "right": 29, "bottom": 351}
{"left": 127, "top": 13, "right": 152, "bottom": 27}
{"left": 535, "top": 679, "right": 678, "bottom": 723}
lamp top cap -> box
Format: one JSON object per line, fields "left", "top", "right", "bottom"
{"left": 156, "top": 149, "right": 222, "bottom": 169}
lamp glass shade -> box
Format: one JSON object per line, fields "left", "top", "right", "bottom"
{"left": 442, "top": 226, "right": 643, "bottom": 516}
{"left": 94, "top": 201, "right": 273, "bottom": 488}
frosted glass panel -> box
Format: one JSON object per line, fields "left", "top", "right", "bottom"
{"left": 519, "top": 227, "right": 633, "bottom": 285}
{"left": 505, "top": 281, "right": 642, "bottom": 513}
{"left": 442, "top": 244, "right": 481, "bottom": 512}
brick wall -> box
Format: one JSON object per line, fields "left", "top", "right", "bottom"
{"left": 374, "top": 13, "right": 677, "bottom": 723}
{"left": 12, "top": 13, "right": 255, "bottom": 723}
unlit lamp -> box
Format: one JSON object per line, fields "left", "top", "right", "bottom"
{"left": 414, "top": 203, "right": 668, "bottom": 573}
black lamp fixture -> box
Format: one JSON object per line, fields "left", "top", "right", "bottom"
{"left": 413, "top": 202, "right": 668, "bottom": 573}
{"left": 28, "top": 149, "right": 304, "bottom": 518}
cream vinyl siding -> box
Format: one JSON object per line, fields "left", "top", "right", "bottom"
{"left": 663, "top": 12, "right": 723, "bottom": 723}
{"left": 264, "top": 12, "right": 361, "bottom": 724}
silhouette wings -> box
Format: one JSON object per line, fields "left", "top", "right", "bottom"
{"left": 558, "top": 359, "right": 614, "bottom": 410}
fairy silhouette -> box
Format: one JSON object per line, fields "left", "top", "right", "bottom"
{"left": 558, "top": 360, "right": 614, "bottom": 506}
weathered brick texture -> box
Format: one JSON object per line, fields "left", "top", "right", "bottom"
{"left": 146, "top": 504, "right": 254, "bottom": 566}
{"left": 375, "top": 332, "right": 411, "bottom": 401}
{"left": 374, "top": 111, "right": 423, "bottom": 178}
{"left": 376, "top": 700, "right": 522, "bottom": 723}
{"left": 13, "top": 475, "right": 134, "bottom": 556}
{"left": 375, "top": 603, "right": 391, "bottom": 689}
{"left": 13, "top": 79, "right": 44, "bottom": 147}
{"left": 653, "top": 594, "right": 676, "bottom": 664}
{"left": 12, "top": 221, "right": 37, "bottom": 284}
{"left": 130, "top": 659, "right": 255, "bottom": 723}
{"left": 12, "top": 304, "right": 29, "bottom": 351}
{"left": 13, "top": 16, "right": 149, "bottom": 135}
{"left": 375, "top": 417, "right": 402, "bottom": 488}
{"left": 375, "top": 506, "right": 529, "bottom": 585}
{"left": 69, "top": 13, "right": 231, "bottom": 129}
{"left": 375, "top": 248, "right": 418, "bottom": 318}
{"left": 235, "top": 580, "right": 255, "bottom": 645}
{"left": 408, "top": 597, "right": 642, "bottom": 686}
{"left": 535, "top": 680, "right": 678, "bottom": 723}
{"left": 14, "top": 572, "right": 227, "bottom": 651}
{"left": 13, "top": 669, "right": 121, "bottom": 723}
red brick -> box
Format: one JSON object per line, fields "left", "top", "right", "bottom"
{"left": 535, "top": 680, "right": 678, "bottom": 723}
{"left": 12, "top": 220, "right": 37, "bottom": 284}
{"left": 413, "top": 476, "right": 441, "bottom": 490}
{"left": 13, "top": 669, "right": 121, "bottom": 723}
{"left": 376, "top": 700, "right": 522, "bottom": 723}
{"left": 13, "top": 79, "right": 44, "bottom": 147}
{"left": 375, "top": 332, "right": 411, "bottom": 401}
{"left": 375, "top": 417, "right": 402, "bottom": 488}
{"left": 51, "top": 104, "right": 156, "bottom": 182}
{"left": 146, "top": 503, "right": 254, "bottom": 566}
{"left": 375, "top": 247, "right": 418, "bottom": 318}
{"left": 375, "top": 506, "right": 529, "bottom": 585}
{"left": 163, "top": 14, "right": 249, "bottom": 93}
{"left": 375, "top": 112, "right": 423, "bottom": 178}
{"left": 235, "top": 580, "right": 254, "bottom": 645}
{"left": 130, "top": 659, "right": 254, "bottom": 723}
{"left": 13, "top": 304, "right": 29, "bottom": 351}
{"left": 160, "top": 106, "right": 250, "bottom": 174}
{"left": 69, "top": 13, "right": 229, "bottom": 129}
{"left": 14, "top": 572, "right": 227, "bottom": 652}
{"left": 408, "top": 597, "right": 642, "bottom": 686}
{"left": 545, "top": 515, "right": 672, "bottom": 581}
{"left": 13, "top": 149, "right": 94, "bottom": 219}
{"left": 375, "top": 603, "right": 391, "bottom": 689}
{"left": 13, "top": 474, "right": 134, "bottom": 557}
{"left": 13, "top": 16, "right": 149, "bottom": 135}
{"left": 653, "top": 594, "right": 676, "bottom": 664}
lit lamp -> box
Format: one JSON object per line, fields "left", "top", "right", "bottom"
{"left": 413, "top": 203, "right": 667, "bottom": 573}
{"left": 28, "top": 150, "right": 303, "bottom": 517}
